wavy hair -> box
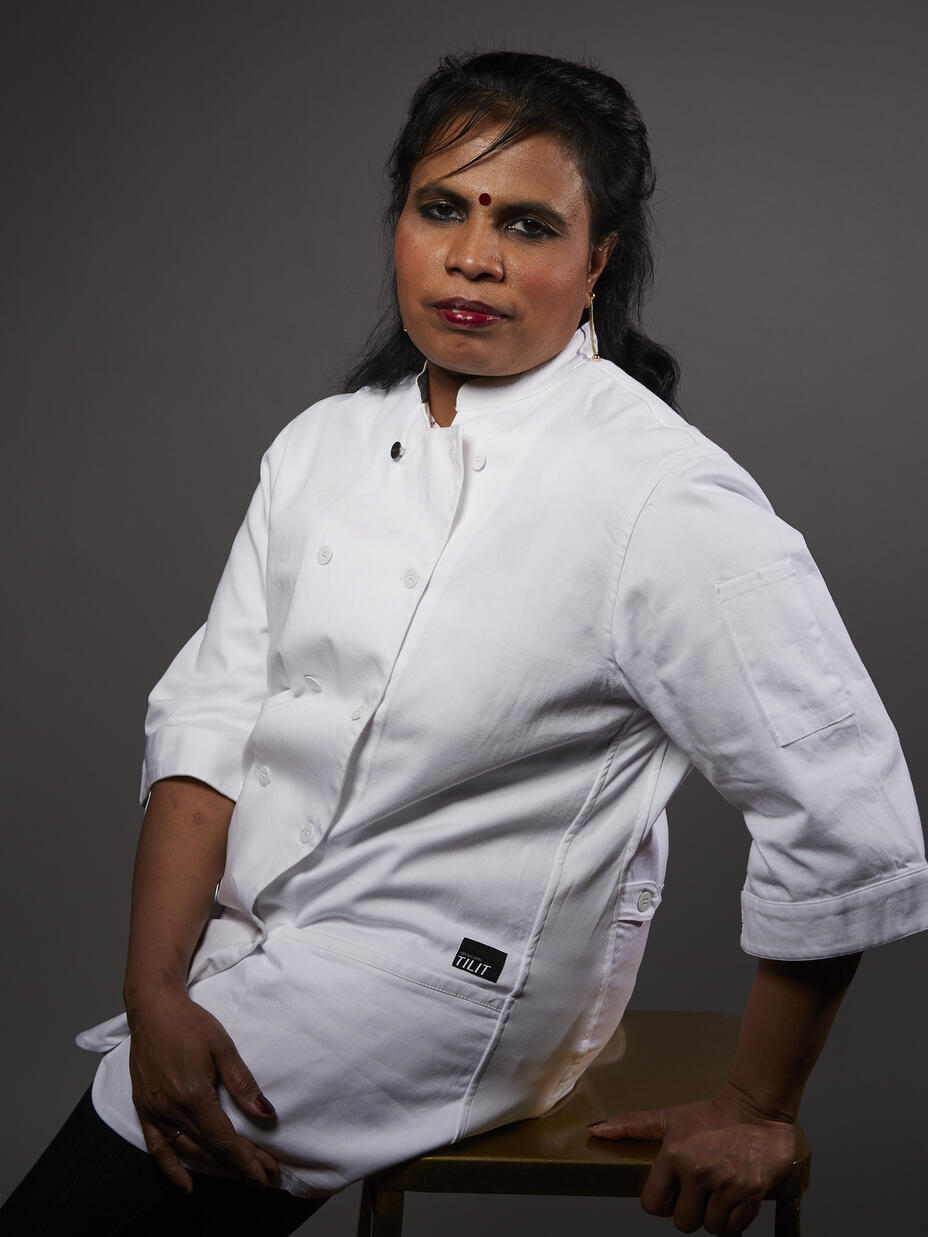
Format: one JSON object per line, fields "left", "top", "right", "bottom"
{"left": 344, "top": 51, "right": 679, "bottom": 406}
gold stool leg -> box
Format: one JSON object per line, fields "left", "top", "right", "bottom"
{"left": 355, "top": 1179, "right": 374, "bottom": 1237}
{"left": 774, "top": 1193, "right": 802, "bottom": 1237}
{"left": 359, "top": 1179, "right": 405, "bottom": 1237}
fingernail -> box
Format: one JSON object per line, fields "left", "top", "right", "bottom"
{"left": 256, "top": 1094, "right": 275, "bottom": 1116}
{"left": 588, "top": 1120, "right": 607, "bottom": 1128}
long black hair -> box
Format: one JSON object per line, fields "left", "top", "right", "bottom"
{"left": 344, "top": 51, "right": 679, "bottom": 406}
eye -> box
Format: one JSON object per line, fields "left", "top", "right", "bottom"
{"left": 419, "top": 200, "right": 464, "bottom": 223}
{"left": 506, "top": 216, "right": 557, "bottom": 240}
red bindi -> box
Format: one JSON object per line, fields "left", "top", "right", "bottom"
{"left": 478, "top": 192, "right": 492, "bottom": 206}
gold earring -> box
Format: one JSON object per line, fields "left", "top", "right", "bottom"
{"left": 588, "top": 292, "right": 600, "bottom": 361}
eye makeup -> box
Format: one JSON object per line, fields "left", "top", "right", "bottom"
{"left": 411, "top": 182, "right": 569, "bottom": 234}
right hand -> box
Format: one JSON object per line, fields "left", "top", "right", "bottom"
{"left": 126, "top": 982, "right": 279, "bottom": 1194}
{"left": 589, "top": 1087, "right": 796, "bottom": 1234}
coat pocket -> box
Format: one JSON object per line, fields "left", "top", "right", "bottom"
{"left": 238, "top": 925, "right": 506, "bottom": 1189}
{"left": 278, "top": 924, "right": 508, "bottom": 1011}
{"left": 717, "top": 556, "right": 854, "bottom": 746}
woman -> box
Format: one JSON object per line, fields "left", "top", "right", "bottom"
{"left": 3, "top": 50, "right": 926, "bottom": 1237}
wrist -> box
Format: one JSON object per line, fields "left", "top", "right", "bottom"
{"left": 719, "top": 1078, "right": 798, "bottom": 1126}
{"left": 123, "top": 967, "right": 188, "bottom": 1014}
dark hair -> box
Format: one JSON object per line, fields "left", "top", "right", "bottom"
{"left": 344, "top": 51, "right": 679, "bottom": 406}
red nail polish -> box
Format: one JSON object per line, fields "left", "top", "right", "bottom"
{"left": 256, "top": 1094, "right": 275, "bottom": 1116}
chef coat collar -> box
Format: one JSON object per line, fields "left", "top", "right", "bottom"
{"left": 413, "top": 323, "right": 593, "bottom": 425}
{"left": 414, "top": 362, "right": 435, "bottom": 430}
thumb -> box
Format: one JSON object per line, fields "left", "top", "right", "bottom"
{"left": 214, "top": 1037, "right": 276, "bottom": 1119}
{"left": 588, "top": 1107, "right": 667, "bottom": 1140}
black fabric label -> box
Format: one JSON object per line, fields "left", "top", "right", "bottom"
{"left": 452, "top": 938, "right": 507, "bottom": 983}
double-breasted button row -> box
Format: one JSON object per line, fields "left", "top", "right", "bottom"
{"left": 255, "top": 766, "right": 319, "bottom": 845}
{"left": 316, "top": 543, "right": 422, "bottom": 595}
{"left": 295, "top": 686, "right": 365, "bottom": 723}
{"left": 307, "top": 515, "right": 426, "bottom": 754}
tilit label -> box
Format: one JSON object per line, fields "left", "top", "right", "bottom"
{"left": 452, "top": 937, "right": 507, "bottom": 983}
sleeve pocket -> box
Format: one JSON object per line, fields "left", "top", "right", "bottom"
{"left": 717, "top": 556, "right": 854, "bottom": 746}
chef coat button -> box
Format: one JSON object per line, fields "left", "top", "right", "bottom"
{"left": 317, "top": 544, "right": 333, "bottom": 565}
{"left": 257, "top": 765, "right": 271, "bottom": 787}
{"left": 351, "top": 705, "right": 364, "bottom": 721}
{"left": 304, "top": 675, "right": 323, "bottom": 692}
{"left": 403, "top": 567, "right": 420, "bottom": 589}
{"left": 299, "top": 824, "right": 317, "bottom": 845}
{"left": 390, "top": 441, "right": 405, "bottom": 460}
{"left": 473, "top": 451, "right": 487, "bottom": 471}
{"left": 636, "top": 890, "right": 653, "bottom": 913}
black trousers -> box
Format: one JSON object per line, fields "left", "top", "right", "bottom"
{"left": 0, "top": 1089, "right": 328, "bottom": 1236}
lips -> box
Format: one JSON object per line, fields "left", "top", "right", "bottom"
{"left": 432, "top": 297, "right": 508, "bottom": 328}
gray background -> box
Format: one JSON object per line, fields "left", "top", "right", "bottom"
{"left": 3, "top": 1, "right": 925, "bottom": 1233}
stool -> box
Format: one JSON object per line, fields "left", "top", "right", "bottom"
{"left": 357, "top": 1010, "right": 811, "bottom": 1237}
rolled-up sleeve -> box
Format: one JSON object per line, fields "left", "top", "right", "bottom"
{"left": 611, "top": 446, "right": 928, "bottom": 959}
{"left": 140, "top": 423, "right": 292, "bottom": 803}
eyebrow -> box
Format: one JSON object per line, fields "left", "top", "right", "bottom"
{"left": 411, "top": 182, "right": 570, "bottom": 232}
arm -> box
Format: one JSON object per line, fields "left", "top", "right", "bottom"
{"left": 124, "top": 776, "right": 278, "bottom": 1193}
{"left": 591, "top": 951, "right": 861, "bottom": 1234}
{"left": 605, "top": 454, "right": 925, "bottom": 1228}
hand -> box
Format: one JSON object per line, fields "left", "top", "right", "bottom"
{"left": 127, "top": 982, "right": 279, "bottom": 1194}
{"left": 588, "top": 1083, "right": 797, "bottom": 1234}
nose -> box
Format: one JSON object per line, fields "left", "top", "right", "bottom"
{"left": 444, "top": 219, "right": 504, "bottom": 281}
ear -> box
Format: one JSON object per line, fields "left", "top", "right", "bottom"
{"left": 587, "top": 233, "right": 617, "bottom": 292}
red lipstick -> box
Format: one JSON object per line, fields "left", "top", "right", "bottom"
{"left": 433, "top": 297, "right": 507, "bottom": 328}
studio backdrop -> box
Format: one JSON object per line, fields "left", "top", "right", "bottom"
{"left": 3, "top": 2, "right": 925, "bottom": 1234}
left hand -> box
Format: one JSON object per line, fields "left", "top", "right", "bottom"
{"left": 588, "top": 1083, "right": 797, "bottom": 1234}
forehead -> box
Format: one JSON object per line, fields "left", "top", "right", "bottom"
{"left": 410, "top": 122, "right": 588, "bottom": 210}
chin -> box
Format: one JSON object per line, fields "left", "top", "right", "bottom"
{"left": 422, "top": 334, "right": 518, "bottom": 379}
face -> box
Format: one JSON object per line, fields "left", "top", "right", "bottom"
{"left": 394, "top": 122, "right": 613, "bottom": 389}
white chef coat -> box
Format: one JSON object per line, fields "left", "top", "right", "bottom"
{"left": 78, "top": 323, "right": 928, "bottom": 1197}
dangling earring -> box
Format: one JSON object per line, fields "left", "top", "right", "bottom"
{"left": 588, "top": 292, "right": 600, "bottom": 361}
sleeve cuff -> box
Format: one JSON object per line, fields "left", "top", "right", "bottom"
{"left": 140, "top": 724, "right": 248, "bottom": 804}
{"left": 741, "top": 864, "right": 928, "bottom": 959}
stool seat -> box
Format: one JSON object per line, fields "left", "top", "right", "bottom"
{"left": 358, "top": 1010, "right": 811, "bottom": 1236}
